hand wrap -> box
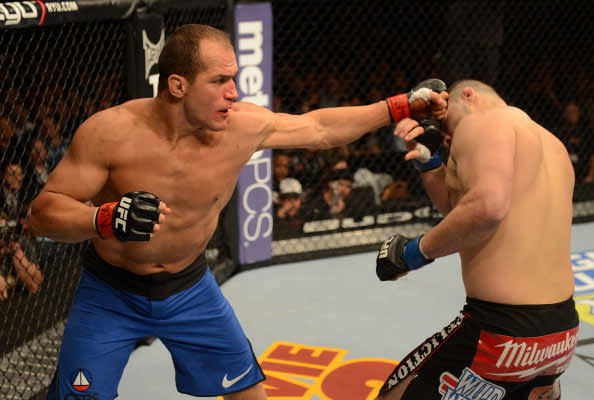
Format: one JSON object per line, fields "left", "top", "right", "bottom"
{"left": 376, "top": 234, "right": 434, "bottom": 281}
{"left": 412, "top": 118, "right": 444, "bottom": 172}
{"left": 385, "top": 78, "right": 447, "bottom": 122}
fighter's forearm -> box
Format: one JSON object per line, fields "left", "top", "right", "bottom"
{"left": 307, "top": 102, "right": 391, "bottom": 149}
{"left": 421, "top": 191, "right": 503, "bottom": 259}
{"left": 419, "top": 166, "right": 452, "bottom": 216}
{"left": 30, "top": 191, "right": 99, "bottom": 243}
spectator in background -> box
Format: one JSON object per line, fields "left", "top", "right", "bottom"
{"left": 27, "top": 138, "right": 51, "bottom": 197}
{"left": 310, "top": 168, "right": 375, "bottom": 220}
{"left": 0, "top": 116, "right": 18, "bottom": 154}
{"left": 0, "top": 207, "right": 44, "bottom": 299}
{"left": 0, "top": 162, "right": 28, "bottom": 221}
{"left": 274, "top": 177, "right": 306, "bottom": 239}
{"left": 10, "top": 103, "right": 35, "bottom": 140}
{"left": 523, "top": 57, "right": 563, "bottom": 129}
{"left": 556, "top": 101, "right": 594, "bottom": 183}
{"left": 301, "top": 91, "right": 322, "bottom": 113}
{"left": 39, "top": 115, "right": 70, "bottom": 170}
{"left": 273, "top": 152, "right": 292, "bottom": 202}
{"left": 319, "top": 76, "right": 343, "bottom": 108}
{"left": 291, "top": 148, "right": 327, "bottom": 192}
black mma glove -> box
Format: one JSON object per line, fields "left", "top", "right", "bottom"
{"left": 386, "top": 78, "right": 447, "bottom": 122}
{"left": 376, "top": 234, "right": 434, "bottom": 281}
{"left": 411, "top": 118, "right": 445, "bottom": 172}
{"left": 94, "top": 191, "right": 161, "bottom": 241}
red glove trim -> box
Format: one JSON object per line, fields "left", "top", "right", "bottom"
{"left": 386, "top": 94, "right": 410, "bottom": 122}
{"left": 95, "top": 202, "right": 117, "bottom": 239}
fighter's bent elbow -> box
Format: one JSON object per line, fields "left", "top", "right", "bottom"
{"left": 29, "top": 196, "right": 49, "bottom": 237}
{"left": 478, "top": 192, "right": 510, "bottom": 225}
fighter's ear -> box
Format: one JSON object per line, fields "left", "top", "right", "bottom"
{"left": 168, "top": 74, "right": 186, "bottom": 98}
{"left": 461, "top": 87, "right": 476, "bottom": 104}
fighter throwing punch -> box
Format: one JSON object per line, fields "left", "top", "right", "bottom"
{"left": 30, "top": 24, "right": 446, "bottom": 400}
{"left": 375, "top": 80, "right": 579, "bottom": 399}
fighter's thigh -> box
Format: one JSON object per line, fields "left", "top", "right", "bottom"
{"left": 48, "top": 272, "right": 144, "bottom": 399}
{"left": 159, "top": 270, "right": 265, "bottom": 395}
{"left": 49, "top": 326, "right": 137, "bottom": 400}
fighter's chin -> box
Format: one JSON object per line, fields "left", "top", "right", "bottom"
{"left": 208, "top": 119, "right": 229, "bottom": 132}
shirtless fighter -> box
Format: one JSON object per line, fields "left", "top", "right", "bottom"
{"left": 375, "top": 80, "right": 579, "bottom": 399}
{"left": 30, "top": 24, "right": 447, "bottom": 400}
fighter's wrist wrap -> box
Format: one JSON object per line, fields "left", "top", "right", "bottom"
{"left": 94, "top": 202, "right": 117, "bottom": 239}
{"left": 402, "top": 235, "right": 433, "bottom": 270}
{"left": 412, "top": 152, "right": 444, "bottom": 172}
{"left": 385, "top": 94, "right": 410, "bottom": 122}
{"left": 376, "top": 234, "right": 434, "bottom": 281}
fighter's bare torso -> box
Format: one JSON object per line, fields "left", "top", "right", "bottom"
{"left": 444, "top": 107, "right": 575, "bottom": 304}
{"left": 92, "top": 99, "right": 266, "bottom": 274}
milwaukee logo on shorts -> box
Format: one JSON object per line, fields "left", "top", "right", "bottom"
{"left": 470, "top": 327, "right": 578, "bottom": 382}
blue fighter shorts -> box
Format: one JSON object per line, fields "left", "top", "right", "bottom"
{"left": 47, "top": 248, "right": 265, "bottom": 399}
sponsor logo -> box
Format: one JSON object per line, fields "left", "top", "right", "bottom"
{"left": 378, "top": 236, "right": 393, "bottom": 259}
{"left": 114, "top": 196, "right": 131, "bottom": 232}
{"left": 0, "top": 1, "right": 78, "bottom": 27}
{"left": 470, "top": 328, "right": 578, "bottom": 382}
{"left": 302, "top": 206, "right": 439, "bottom": 234}
{"left": 0, "top": 1, "right": 41, "bottom": 26}
{"left": 241, "top": 150, "right": 273, "bottom": 246}
{"left": 381, "top": 313, "right": 466, "bottom": 393}
{"left": 237, "top": 20, "right": 269, "bottom": 107}
{"left": 142, "top": 29, "right": 165, "bottom": 97}
{"left": 215, "top": 341, "right": 397, "bottom": 400}
{"left": 235, "top": 5, "right": 273, "bottom": 264}
{"left": 45, "top": 1, "right": 78, "bottom": 13}
{"left": 222, "top": 364, "right": 253, "bottom": 389}
{"left": 439, "top": 368, "right": 506, "bottom": 400}
{"left": 70, "top": 369, "right": 92, "bottom": 391}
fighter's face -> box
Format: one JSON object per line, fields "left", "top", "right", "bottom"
{"left": 185, "top": 39, "right": 238, "bottom": 131}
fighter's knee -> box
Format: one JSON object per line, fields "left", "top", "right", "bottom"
{"left": 376, "top": 374, "right": 416, "bottom": 400}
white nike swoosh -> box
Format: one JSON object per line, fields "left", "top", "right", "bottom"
{"left": 222, "top": 364, "right": 253, "bottom": 388}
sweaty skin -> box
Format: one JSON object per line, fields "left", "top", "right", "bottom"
{"left": 445, "top": 107, "right": 574, "bottom": 304}
{"left": 31, "top": 38, "right": 445, "bottom": 276}
{"left": 418, "top": 105, "right": 575, "bottom": 305}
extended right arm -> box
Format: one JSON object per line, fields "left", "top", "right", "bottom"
{"left": 30, "top": 115, "right": 110, "bottom": 243}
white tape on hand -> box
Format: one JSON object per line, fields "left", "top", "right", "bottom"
{"left": 408, "top": 87, "right": 431, "bottom": 104}
{"left": 415, "top": 142, "right": 431, "bottom": 163}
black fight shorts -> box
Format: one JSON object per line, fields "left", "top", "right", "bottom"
{"left": 379, "top": 297, "right": 579, "bottom": 400}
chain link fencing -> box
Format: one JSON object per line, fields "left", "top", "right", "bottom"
{"left": 0, "top": 3, "right": 228, "bottom": 399}
{"left": 269, "top": 0, "right": 594, "bottom": 259}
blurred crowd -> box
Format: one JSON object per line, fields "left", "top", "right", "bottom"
{"left": 0, "top": 83, "right": 118, "bottom": 300}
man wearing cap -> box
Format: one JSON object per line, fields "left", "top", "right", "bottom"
{"left": 275, "top": 177, "right": 306, "bottom": 239}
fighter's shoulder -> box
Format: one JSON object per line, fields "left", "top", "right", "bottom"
{"left": 231, "top": 101, "right": 273, "bottom": 115}
{"left": 229, "top": 101, "right": 275, "bottom": 133}
{"left": 75, "top": 101, "right": 140, "bottom": 142}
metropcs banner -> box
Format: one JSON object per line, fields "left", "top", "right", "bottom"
{"left": 235, "top": 3, "right": 273, "bottom": 264}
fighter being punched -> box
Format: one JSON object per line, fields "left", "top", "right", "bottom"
{"left": 376, "top": 80, "right": 578, "bottom": 400}
{"left": 30, "top": 24, "right": 447, "bottom": 400}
